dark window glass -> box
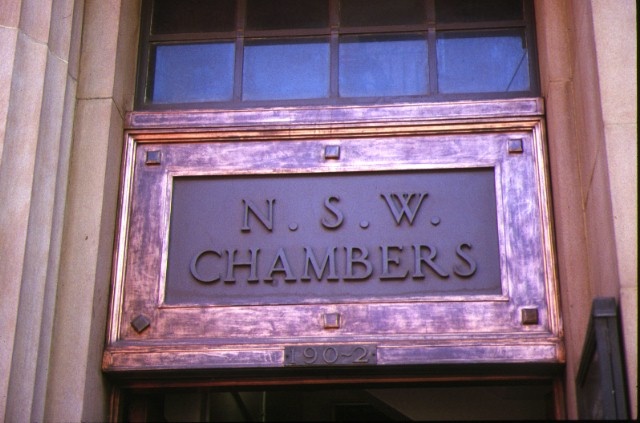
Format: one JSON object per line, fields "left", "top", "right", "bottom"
{"left": 340, "top": 34, "right": 428, "bottom": 97}
{"left": 436, "top": 0, "right": 523, "bottom": 24}
{"left": 437, "top": 29, "right": 529, "bottom": 93}
{"left": 246, "top": 0, "right": 329, "bottom": 30}
{"left": 151, "top": 42, "right": 235, "bottom": 103}
{"left": 151, "top": 0, "right": 236, "bottom": 34}
{"left": 243, "top": 38, "right": 330, "bottom": 100}
{"left": 340, "top": 0, "right": 427, "bottom": 27}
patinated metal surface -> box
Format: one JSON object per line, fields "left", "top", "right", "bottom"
{"left": 166, "top": 168, "right": 501, "bottom": 306}
{"left": 104, "top": 99, "right": 562, "bottom": 372}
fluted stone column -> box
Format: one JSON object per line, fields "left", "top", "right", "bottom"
{"left": 0, "top": 0, "right": 140, "bottom": 421}
{"left": 0, "top": 0, "right": 81, "bottom": 421}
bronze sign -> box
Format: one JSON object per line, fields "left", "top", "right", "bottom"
{"left": 104, "top": 100, "right": 562, "bottom": 373}
{"left": 166, "top": 169, "right": 501, "bottom": 305}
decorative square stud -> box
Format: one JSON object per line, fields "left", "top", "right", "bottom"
{"left": 521, "top": 308, "right": 539, "bottom": 325}
{"left": 323, "top": 312, "right": 341, "bottom": 329}
{"left": 324, "top": 145, "right": 340, "bottom": 160}
{"left": 508, "top": 139, "right": 524, "bottom": 153}
{"left": 131, "top": 314, "right": 151, "bottom": 333}
{"left": 145, "top": 150, "right": 162, "bottom": 165}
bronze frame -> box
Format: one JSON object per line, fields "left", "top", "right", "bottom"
{"left": 103, "top": 98, "right": 562, "bottom": 374}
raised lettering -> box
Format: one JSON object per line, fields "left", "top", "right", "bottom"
{"left": 321, "top": 196, "right": 344, "bottom": 229}
{"left": 353, "top": 346, "right": 369, "bottom": 363}
{"left": 190, "top": 249, "right": 223, "bottom": 283}
{"left": 344, "top": 246, "right": 373, "bottom": 281}
{"left": 224, "top": 248, "right": 260, "bottom": 283}
{"left": 302, "top": 246, "right": 338, "bottom": 281}
{"left": 453, "top": 243, "right": 477, "bottom": 278}
{"left": 412, "top": 244, "right": 449, "bottom": 279}
{"left": 241, "top": 199, "right": 275, "bottom": 232}
{"left": 380, "top": 245, "right": 409, "bottom": 280}
{"left": 303, "top": 347, "right": 317, "bottom": 364}
{"left": 380, "top": 193, "right": 428, "bottom": 225}
{"left": 264, "top": 248, "right": 297, "bottom": 283}
{"left": 192, "top": 243, "right": 479, "bottom": 287}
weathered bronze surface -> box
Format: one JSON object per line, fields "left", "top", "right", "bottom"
{"left": 104, "top": 99, "right": 562, "bottom": 373}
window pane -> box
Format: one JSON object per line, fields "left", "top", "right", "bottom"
{"left": 435, "top": 0, "right": 523, "bottom": 23}
{"left": 152, "top": 0, "right": 236, "bottom": 34}
{"left": 243, "top": 39, "right": 330, "bottom": 101}
{"left": 151, "top": 43, "right": 235, "bottom": 103}
{"left": 340, "top": 0, "right": 427, "bottom": 27}
{"left": 339, "top": 35, "right": 428, "bottom": 97}
{"left": 246, "top": 0, "right": 329, "bottom": 30}
{"left": 436, "top": 30, "right": 530, "bottom": 93}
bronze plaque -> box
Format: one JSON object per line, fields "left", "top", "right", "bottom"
{"left": 104, "top": 101, "right": 563, "bottom": 373}
{"left": 166, "top": 168, "right": 501, "bottom": 305}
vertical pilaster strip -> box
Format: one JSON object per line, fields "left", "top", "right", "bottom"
{"left": 590, "top": 1, "right": 637, "bottom": 417}
{"left": 0, "top": 8, "right": 50, "bottom": 423}
{"left": 42, "top": 0, "right": 141, "bottom": 421}
{"left": 534, "top": 0, "right": 590, "bottom": 418}
{"left": 0, "top": 11, "right": 21, "bottom": 420}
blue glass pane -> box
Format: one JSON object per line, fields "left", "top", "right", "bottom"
{"left": 437, "top": 30, "right": 530, "bottom": 93}
{"left": 151, "top": 42, "right": 234, "bottom": 103}
{"left": 339, "top": 35, "right": 428, "bottom": 98}
{"left": 243, "top": 39, "right": 329, "bottom": 101}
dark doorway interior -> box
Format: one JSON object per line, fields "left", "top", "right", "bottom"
{"left": 123, "top": 382, "right": 556, "bottom": 421}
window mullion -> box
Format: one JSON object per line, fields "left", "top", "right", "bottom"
{"left": 234, "top": 0, "right": 246, "bottom": 102}
{"left": 426, "top": 0, "right": 437, "bottom": 96}
{"left": 523, "top": 0, "right": 540, "bottom": 95}
{"left": 137, "top": 0, "right": 154, "bottom": 108}
{"left": 330, "top": 0, "right": 339, "bottom": 99}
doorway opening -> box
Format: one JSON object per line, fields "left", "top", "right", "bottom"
{"left": 120, "top": 380, "right": 558, "bottom": 421}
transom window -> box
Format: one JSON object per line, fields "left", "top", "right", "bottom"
{"left": 136, "top": 0, "right": 538, "bottom": 109}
